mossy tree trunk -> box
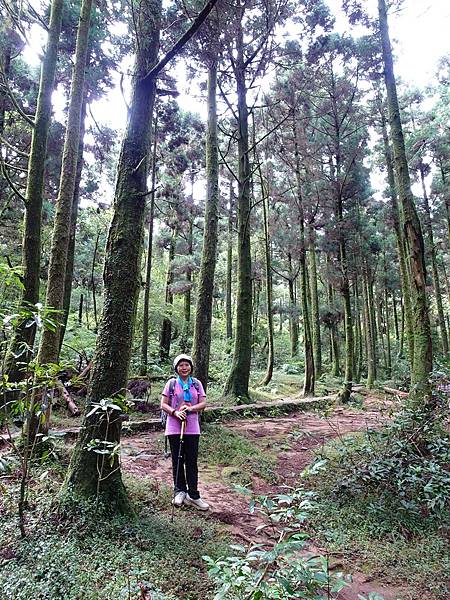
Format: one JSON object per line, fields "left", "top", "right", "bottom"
{"left": 140, "top": 114, "right": 158, "bottom": 375}
{"left": 223, "top": 13, "right": 252, "bottom": 400}
{"left": 0, "top": 19, "right": 13, "bottom": 207}
{"left": 379, "top": 0, "right": 433, "bottom": 399}
{"left": 160, "top": 225, "right": 176, "bottom": 361}
{"left": 308, "top": 232, "right": 322, "bottom": 379}
{"left": 181, "top": 218, "right": 193, "bottom": 351}
{"left": 293, "top": 116, "right": 314, "bottom": 394}
{"left": 256, "top": 151, "right": 274, "bottom": 387}
{"left": 59, "top": 95, "right": 88, "bottom": 354}
{"left": 192, "top": 58, "right": 219, "bottom": 388}
{"left": 287, "top": 254, "right": 299, "bottom": 358}
{"left": 4, "top": 0, "right": 63, "bottom": 383}
{"left": 353, "top": 280, "right": 363, "bottom": 384}
{"left": 362, "top": 269, "right": 375, "bottom": 388}
{"left": 225, "top": 181, "right": 234, "bottom": 340}
{"left": 38, "top": 0, "right": 94, "bottom": 365}
{"left": 328, "top": 281, "right": 340, "bottom": 377}
{"left": 64, "top": 0, "right": 162, "bottom": 512}
{"left": 384, "top": 285, "right": 392, "bottom": 378}
{"left": 418, "top": 163, "right": 448, "bottom": 356}
{"left": 380, "top": 105, "right": 414, "bottom": 365}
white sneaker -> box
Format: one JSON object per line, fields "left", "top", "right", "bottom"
{"left": 183, "top": 494, "right": 210, "bottom": 511}
{"left": 172, "top": 491, "right": 186, "bottom": 507}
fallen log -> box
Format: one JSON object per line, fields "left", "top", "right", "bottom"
{"left": 382, "top": 386, "right": 408, "bottom": 399}
{"left": 56, "top": 380, "right": 81, "bottom": 416}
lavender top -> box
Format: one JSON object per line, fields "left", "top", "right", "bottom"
{"left": 162, "top": 378, "right": 206, "bottom": 435}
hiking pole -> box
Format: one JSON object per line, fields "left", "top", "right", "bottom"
{"left": 171, "top": 418, "right": 186, "bottom": 522}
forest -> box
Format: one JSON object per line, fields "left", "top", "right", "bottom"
{"left": 0, "top": 0, "right": 449, "bottom": 598}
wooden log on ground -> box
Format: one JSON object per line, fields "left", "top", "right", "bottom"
{"left": 382, "top": 386, "right": 408, "bottom": 398}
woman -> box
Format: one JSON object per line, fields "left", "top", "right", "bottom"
{"left": 160, "top": 353, "right": 210, "bottom": 511}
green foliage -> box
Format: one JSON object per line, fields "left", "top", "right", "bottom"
{"left": 201, "top": 423, "right": 277, "bottom": 484}
{"left": 204, "top": 489, "right": 351, "bottom": 600}
{"left": 305, "top": 385, "right": 450, "bottom": 529}
{"left": 0, "top": 471, "right": 226, "bottom": 600}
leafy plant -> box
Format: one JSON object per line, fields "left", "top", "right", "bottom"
{"left": 204, "top": 488, "right": 351, "bottom": 600}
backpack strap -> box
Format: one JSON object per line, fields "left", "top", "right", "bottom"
{"left": 191, "top": 377, "right": 202, "bottom": 395}
{"left": 168, "top": 377, "right": 176, "bottom": 406}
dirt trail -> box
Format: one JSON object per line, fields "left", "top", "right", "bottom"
{"left": 121, "top": 396, "right": 406, "bottom": 600}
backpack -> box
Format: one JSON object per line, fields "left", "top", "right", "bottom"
{"left": 161, "top": 378, "right": 201, "bottom": 453}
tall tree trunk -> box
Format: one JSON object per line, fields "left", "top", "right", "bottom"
{"left": 160, "top": 226, "right": 176, "bottom": 361}
{"left": 399, "top": 298, "right": 405, "bottom": 358}
{"left": 363, "top": 270, "right": 375, "bottom": 388}
{"left": 353, "top": 279, "right": 363, "bottom": 384}
{"left": 384, "top": 286, "right": 392, "bottom": 378}
{"left": 367, "top": 274, "right": 378, "bottom": 378}
{"left": 192, "top": 56, "right": 219, "bottom": 388}
{"left": 419, "top": 164, "right": 448, "bottom": 356}
{"left": 225, "top": 181, "right": 234, "bottom": 340}
{"left": 258, "top": 174, "right": 274, "bottom": 386}
{"left": 0, "top": 22, "right": 13, "bottom": 208}
{"left": 181, "top": 218, "right": 193, "bottom": 352}
{"left": 59, "top": 95, "right": 88, "bottom": 355}
{"left": 64, "top": 0, "right": 162, "bottom": 512}
{"left": 38, "top": 0, "right": 94, "bottom": 365}
{"left": 328, "top": 281, "right": 340, "bottom": 377}
{"left": 308, "top": 232, "right": 322, "bottom": 379}
{"left": 293, "top": 116, "right": 314, "bottom": 394}
{"left": 140, "top": 114, "right": 158, "bottom": 375}
{"left": 380, "top": 99, "right": 415, "bottom": 367}
{"left": 287, "top": 254, "right": 299, "bottom": 358}
{"left": 376, "top": 294, "right": 388, "bottom": 371}
{"left": 379, "top": 0, "right": 433, "bottom": 400}
{"left": 4, "top": 0, "right": 63, "bottom": 383}
{"left": 223, "top": 15, "right": 252, "bottom": 400}
{"left": 393, "top": 293, "right": 399, "bottom": 343}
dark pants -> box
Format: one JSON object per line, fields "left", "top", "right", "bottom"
{"left": 168, "top": 434, "right": 200, "bottom": 500}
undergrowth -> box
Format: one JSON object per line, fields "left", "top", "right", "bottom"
{"left": 201, "top": 423, "right": 278, "bottom": 485}
{"left": 0, "top": 467, "right": 227, "bottom": 600}
{"left": 301, "top": 371, "right": 450, "bottom": 600}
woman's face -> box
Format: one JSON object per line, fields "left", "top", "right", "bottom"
{"left": 176, "top": 360, "right": 192, "bottom": 378}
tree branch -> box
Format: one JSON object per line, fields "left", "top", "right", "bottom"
{"left": 0, "top": 159, "right": 27, "bottom": 203}
{"left": 141, "top": 0, "right": 218, "bottom": 84}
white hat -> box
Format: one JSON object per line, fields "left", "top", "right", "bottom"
{"left": 173, "top": 354, "right": 193, "bottom": 372}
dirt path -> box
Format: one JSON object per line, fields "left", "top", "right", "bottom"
{"left": 121, "top": 396, "right": 406, "bottom": 600}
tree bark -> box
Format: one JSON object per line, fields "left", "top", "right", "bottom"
{"left": 64, "top": 0, "right": 162, "bottom": 512}
{"left": 379, "top": 0, "right": 433, "bottom": 400}
{"left": 159, "top": 226, "right": 176, "bottom": 361}
{"left": 418, "top": 164, "right": 448, "bottom": 356}
{"left": 362, "top": 270, "right": 375, "bottom": 388}
{"left": 38, "top": 0, "right": 94, "bottom": 365}
{"left": 308, "top": 233, "right": 322, "bottom": 379}
{"left": 257, "top": 158, "right": 274, "bottom": 387}
{"left": 223, "top": 13, "right": 252, "bottom": 400}
{"left": 353, "top": 279, "right": 363, "bottom": 384}
{"left": 4, "top": 0, "right": 63, "bottom": 382}
{"left": 225, "top": 181, "right": 234, "bottom": 340}
{"left": 140, "top": 114, "right": 158, "bottom": 375}
{"left": 59, "top": 95, "right": 88, "bottom": 354}
{"left": 287, "top": 254, "right": 299, "bottom": 358}
{"left": 192, "top": 59, "right": 219, "bottom": 388}
{"left": 293, "top": 116, "right": 314, "bottom": 394}
{"left": 379, "top": 93, "right": 415, "bottom": 367}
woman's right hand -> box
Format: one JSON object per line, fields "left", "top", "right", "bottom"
{"left": 174, "top": 409, "right": 187, "bottom": 421}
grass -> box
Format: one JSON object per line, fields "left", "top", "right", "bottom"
{"left": 0, "top": 465, "right": 229, "bottom": 600}
{"left": 300, "top": 405, "right": 450, "bottom": 600}
{"left": 308, "top": 499, "right": 450, "bottom": 600}
{"left": 200, "top": 423, "right": 278, "bottom": 485}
